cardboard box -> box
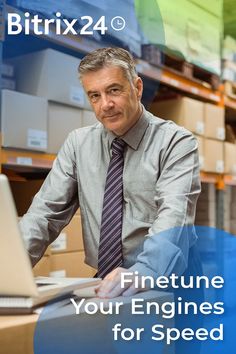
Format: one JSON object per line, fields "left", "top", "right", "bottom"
{"left": 13, "top": 49, "right": 87, "bottom": 108}
{"left": 82, "top": 109, "right": 97, "bottom": 127}
{"left": 1, "top": 90, "right": 47, "bottom": 151}
{"left": 47, "top": 102, "right": 83, "bottom": 153}
{"left": 0, "top": 314, "right": 37, "bottom": 354}
{"left": 44, "top": 246, "right": 51, "bottom": 257}
{"left": 50, "top": 251, "right": 96, "bottom": 278}
{"left": 150, "top": 97, "right": 205, "bottom": 135}
{"left": 50, "top": 215, "right": 84, "bottom": 253}
{"left": 204, "top": 104, "right": 225, "bottom": 140}
{"left": 203, "top": 139, "right": 224, "bottom": 173}
{"left": 75, "top": 208, "right": 80, "bottom": 216}
{"left": 224, "top": 142, "right": 236, "bottom": 175}
{"left": 33, "top": 256, "right": 50, "bottom": 277}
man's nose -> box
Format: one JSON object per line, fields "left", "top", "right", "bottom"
{"left": 100, "top": 94, "right": 114, "bottom": 111}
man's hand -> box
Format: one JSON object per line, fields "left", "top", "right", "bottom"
{"left": 96, "top": 267, "right": 146, "bottom": 298}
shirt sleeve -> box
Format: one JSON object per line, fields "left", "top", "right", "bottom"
{"left": 19, "top": 131, "right": 79, "bottom": 266}
{"left": 129, "top": 130, "right": 201, "bottom": 279}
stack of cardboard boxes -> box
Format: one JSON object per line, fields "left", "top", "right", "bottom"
{"left": 150, "top": 96, "right": 236, "bottom": 230}
{"left": 33, "top": 210, "right": 96, "bottom": 278}
{"left": 12, "top": 179, "right": 96, "bottom": 279}
{"left": 150, "top": 96, "right": 236, "bottom": 175}
{"left": 20, "top": 210, "right": 96, "bottom": 279}
{"left": 1, "top": 49, "right": 99, "bottom": 277}
{"left": 1, "top": 49, "right": 97, "bottom": 154}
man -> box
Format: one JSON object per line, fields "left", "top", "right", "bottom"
{"left": 20, "top": 47, "right": 201, "bottom": 298}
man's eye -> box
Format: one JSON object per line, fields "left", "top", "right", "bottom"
{"left": 110, "top": 88, "right": 120, "bottom": 95}
{"left": 89, "top": 94, "right": 100, "bottom": 102}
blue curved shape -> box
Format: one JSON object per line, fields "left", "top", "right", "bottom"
{"left": 34, "top": 226, "right": 236, "bottom": 354}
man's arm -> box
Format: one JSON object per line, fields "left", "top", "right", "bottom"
{"left": 129, "top": 130, "right": 201, "bottom": 276}
{"left": 19, "top": 131, "right": 79, "bottom": 266}
{"left": 97, "top": 130, "right": 201, "bottom": 297}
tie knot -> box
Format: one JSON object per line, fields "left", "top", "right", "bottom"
{"left": 112, "top": 138, "right": 126, "bottom": 155}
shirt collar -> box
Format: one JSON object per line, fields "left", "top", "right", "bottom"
{"left": 106, "top": 105, "right": 149, "bottom": 150}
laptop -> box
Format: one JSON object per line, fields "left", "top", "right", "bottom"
{"left": 0, "top": 174, "right": 100, "bottom": 312}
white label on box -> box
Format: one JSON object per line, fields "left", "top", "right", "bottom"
{"left": 27, "top": 129, "right": 47, "bottom": 149}
{"left": 196, "top": 121, "right": 204, "bottom": 135}
{"left": 70, "top": 86, "right": 85, "bottom": 106}
{"left": 16, "top": 157, "right": 33, "bottom": 166}
{"left": 169, "top": 79, "right": 179, "bottom": 87}
{"left": 217, "top": 127, "right": 225, "bottom": 140}
{"left": 49, "top": 270, "right": 66, "bottom": 278}
{"left": 216, "top": 160, "right": 224, "bottom": 173}
{"left": 209, "top": 94, "right": 220, "bottom": 102}
{"left": 199, "top": 156, "right": 204, "bottom": 170}
{"left": 51, "top": 233, "right": 67, "bottom": 252}
{"left": 191, "top": 87, "right": 199, "bottom": 95}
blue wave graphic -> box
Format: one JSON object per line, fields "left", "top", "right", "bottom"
{"left": 34, "top": 226, "right": 236, "bottom": 354}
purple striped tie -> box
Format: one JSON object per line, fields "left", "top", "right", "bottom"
{"left": 97, "top": 138, "right": 126, "bottom": 278}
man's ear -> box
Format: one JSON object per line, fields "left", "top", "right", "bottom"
{"left": 134, "top": 77, "right": 143, "bottom": 100}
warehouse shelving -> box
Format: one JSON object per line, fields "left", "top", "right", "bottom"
{"left": 200, "top": 172, "right": 224, "bottom": 187}
{"left": 136, "top": 59, "right": 221, "bottom": 103}
{"left": 0, "top": 134, "right": 55, "bottom": 174}
{"left": 5, "top": 5, "right": 222, "bottom": 103}
{"left": 0, "top": 6, "right": 226, "bottom": 170}
{"left": 224, "top": 95, "right": 236, "bottom": 111}
{"left": 0, "top": 147, "right": 55, "bottom": 172}
{"left": 1, "top": 2, "right": 236, "bottom": 232}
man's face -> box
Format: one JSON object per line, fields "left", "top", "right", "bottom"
{"left": 81, "top": 66, "right": 143, "bottom": 136}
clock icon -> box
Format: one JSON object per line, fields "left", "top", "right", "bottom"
{"left": 111, "top": 16, "right": 126, "bottom": 31}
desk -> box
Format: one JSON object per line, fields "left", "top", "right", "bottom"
{"left": 0, "top": 291, "right": 174, "bottom": 354}
{"left": 0, "top": 314, "right": 38, "bottom": 354}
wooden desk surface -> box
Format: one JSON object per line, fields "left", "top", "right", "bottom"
{"left": 0, "top": 314, "right": 38, "bottom": 354}
{"left": 0, "top": 314, "right": 38, "bottom": 330}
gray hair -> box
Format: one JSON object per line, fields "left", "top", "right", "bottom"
{"left": 78, "top": 47, "right": 138, "bottom": 83}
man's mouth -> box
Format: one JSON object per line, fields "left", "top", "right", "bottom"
{"left": 104, "top": 113, "right": 120, "bottom": 119}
